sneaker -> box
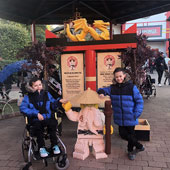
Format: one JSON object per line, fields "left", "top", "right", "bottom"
{"left": 39, "top": 148, "right": 49, "bottom": 157}
{"left": 128, "top": 151, "right": 136, "bottom": 160}
{"left": 158, "top": 84, "right": 162, "bottom": 87}
{"left": 53, "top": 145, "right": 60, "bottom": 154}
{"left": 135, "top": 146, "right": 145, "bottom": 153}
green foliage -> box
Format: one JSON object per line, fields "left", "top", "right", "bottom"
{"left": 0, "top": 22, "right": 31, "bottom": 60}
{"left": 0, "top": 19, "right": 46, "bottom": 62}
{"left": 35, "top": 25, "right": 46, "bottom": 42}
{"left": 25, "top": 24, "right": 46, "bottom": 42}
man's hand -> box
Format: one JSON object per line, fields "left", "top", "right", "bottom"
{"left": 38, "top": 113, "right": 44, "bottom": 121}
{"left": 99, "top": 94, "right": 105, "bottom": 98}
{"left": 60, "top": 99, "right": 68, "bottom": 104}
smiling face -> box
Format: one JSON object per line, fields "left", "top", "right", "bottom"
{"left": 70, "top": 59, "right": 75, "bottom": 66}
{"left": 114, "top": 71, "right": 126, "bottom": 84}
{"left": 32, "top": 80, "right": 43, "bottom": 93}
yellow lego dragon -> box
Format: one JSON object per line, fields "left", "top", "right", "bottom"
{"left": 66, "top": 18, "right": 110, "bottom": 41}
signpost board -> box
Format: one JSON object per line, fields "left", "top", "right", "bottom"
{"left": 61, "top": 53, "right": 84, "bottom": 101}
{"left": 97, "top": 52, "right": 121, "bottom": 88}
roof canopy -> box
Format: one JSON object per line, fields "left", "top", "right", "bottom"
{"left": 1, "top": 0, "right": 170, "bottom": 25}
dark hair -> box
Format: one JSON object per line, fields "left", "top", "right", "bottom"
{"left": 29, "top": 77, "right": 41, "bottom": 86}
{"left": 49, "top": 64, "right": 56, "bottom": 69}
{"left": 113, "top": 67, "right": 126, "bottom": 75}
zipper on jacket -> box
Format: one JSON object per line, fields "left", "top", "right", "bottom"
{"left": 120, "top": 85, "right": 124, "bottom": 126}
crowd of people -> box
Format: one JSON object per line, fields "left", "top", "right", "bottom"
{"left": 146, "top": 52, "right": 170, "bottom": 87}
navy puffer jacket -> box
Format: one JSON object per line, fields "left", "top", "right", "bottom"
{"left": 98, "top": 75, "right": 143, "bottom": 126}
{"left": 20, "top": 89, "right": 60, "bottom": 121}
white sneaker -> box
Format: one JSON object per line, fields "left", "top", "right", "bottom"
{"left": 39, "top": 148, "right": 49, "bottom": 157}
{"left": 158, "top": 84, "right": 162, "bottom": 87}
{"left": 53, "top": 145, "right": 60, "bottom": 154}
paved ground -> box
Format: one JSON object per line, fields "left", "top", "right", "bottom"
{"left": 0, "top": 71, "right": 170, "bottom": 170}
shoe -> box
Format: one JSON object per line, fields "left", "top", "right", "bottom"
{"left": 158, "top": 84, "right": 162, "bottom": 87}
{"left": 39, "top": 148, "right": 49, "bottom": 157}
{"left": 135, "top": 146, "right": 145, "bottom": 153}
{"left": 53, "top": 145, "right": 60, "bottom": 154}
{"left": 128, "top": 151, "right": 136, "bottom": 160}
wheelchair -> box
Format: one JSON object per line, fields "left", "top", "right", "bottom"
{"left": 21, "top": 113, "right": 69, "bottom": 170}
{"left": 140, "top": 74, "right": 156, "bottom": 99}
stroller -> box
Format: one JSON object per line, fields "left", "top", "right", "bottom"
{"left": 21, "top": 113, "right": 69, "bottom": 170}
{"left": 140, "top": 73, "right": 156, "bottom": 99}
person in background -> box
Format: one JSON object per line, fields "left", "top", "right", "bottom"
{"left": 3, "top": 75, "right": 14, "bottom": 100}
{"left": 155, "top": 52, "right": 168, "bottom": 86}
{"left": 164, "top": 53, "right": 170, "bottom": 66}
{"left": 0, "top": 82, "right": 4, "bottom": 99}
{"left": 97, "top": 67, "right": 144, "bottom": 160}
{"left": 164, "top": 60, "right": 170, "bottom": 85}
{"left": 48, "top": 64, "right": 61, "bottom": 83}
{"left": 149, "top": 57, "right": 155, "bottom": 74}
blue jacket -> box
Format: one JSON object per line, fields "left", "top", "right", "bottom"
{"left": 98, "top": 78, "right": 143, "bottom": 126}
{"left": 20, "top": 90, "right": 60, "bottom": 121}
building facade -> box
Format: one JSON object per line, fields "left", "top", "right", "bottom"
{"left": 122, "top": 11, "right": 170, "bottom": 57}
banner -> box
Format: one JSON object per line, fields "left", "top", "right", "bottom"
{"left": 137, "top": 25, "right": 162, "bottom": 37}
{"left": 61, "top": 53, "right": 84, "bottom": 100}
{"left": 97, "top": 52, "right": 121, "bottom": 88}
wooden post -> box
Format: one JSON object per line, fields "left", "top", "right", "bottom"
{"left": 104, "top": 100, "right": 112, "bottom": 154}
{"left": 31, "top": 21, "right": 36, "bottom": 43}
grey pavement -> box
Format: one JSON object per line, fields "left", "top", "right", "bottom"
{"left": 0, "top": 71, "right": 170, "bottom": 170}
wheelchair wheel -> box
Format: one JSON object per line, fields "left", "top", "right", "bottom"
{"left": 0, "top": 100, "right": 14, "bottom": 118}
{"left": 152, "top": 85, "right": 156, "bottom": 96}
{"left": 55, "top": 154, "right": 69, "bottom": 170}
{"left": 22, "top": 128, "right": 35, "bottom": 162}
{"left": 22, "top": 137, "right": 30, "bottom": 162}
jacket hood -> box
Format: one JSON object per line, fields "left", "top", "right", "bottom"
{"left": 25, "top": 84, "right": 36, "bottom": 93}
{"left": 112, "top": 73, "right": 131, "bottom": 85}
{"left": 26, "top": 85, "right": 46, "bottom": 97}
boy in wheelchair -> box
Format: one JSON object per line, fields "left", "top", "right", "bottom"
{"left": 20, "top": 77, "right": 62, "bottom": 158}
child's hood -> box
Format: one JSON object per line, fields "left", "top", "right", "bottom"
{"left": 25, "top": 84, "right": 46, "bottom": 95}
{"left": 25, "top": 84, "right": 36, "bottom": 93}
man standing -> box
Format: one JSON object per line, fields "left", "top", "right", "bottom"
{"left": 155, "top": 53, "right": 168, "bottom": 86}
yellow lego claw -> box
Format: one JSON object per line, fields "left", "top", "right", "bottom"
{"left": 103, "top": 125, "right": 114, "bottom": 135}
{"left": 62, "top": 102, "right": 72, "bottom": 112}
